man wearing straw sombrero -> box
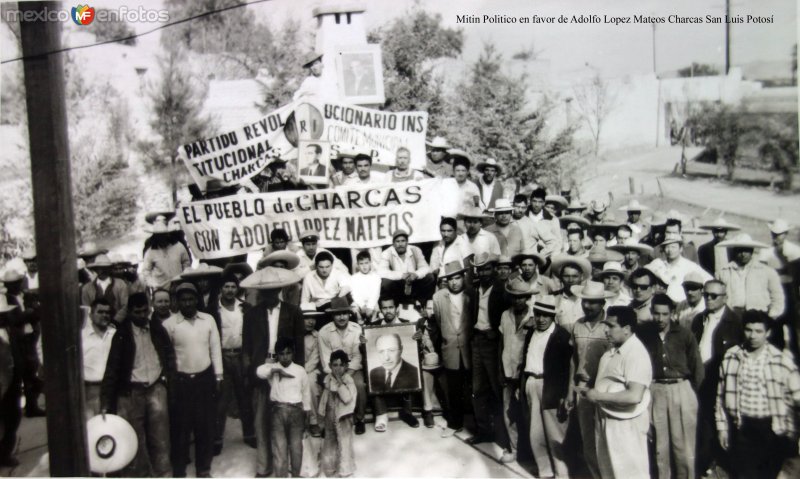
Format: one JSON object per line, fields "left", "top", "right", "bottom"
{"left": 473, "top": 158, "right": 504, "bottom": 210}
{"left": 424, "top": 136, "right": 453, "bottom": 178}
{"left": 80, "top": 254, "right": 130, "bottom": 324}
{"left": 240, "top": 266, "right": 305, "bottom": 477}
{"left": 618, "top": 199, "right": 651, "bottom": 240}
{"left": 142, "top": 213, "right": 191, "bottom": 290}
{"left": 697, "top": 218, "right": 741, "bottom": 275}
{"left": 486, "top": 198, "right": 525, "bottom": 258}
{"left": 716, "top": 233, "right": 785, "bottom": 320}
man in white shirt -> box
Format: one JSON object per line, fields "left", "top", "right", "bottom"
{"left": 378, "top": 230, "right": 435, "bottom": 304}
{"left": 512, "top": 194, "right": 559, "bottom": 257}
{"left": 646, "top": 234, "right": 712, "bottom": 303}
{"left": 162, "top": 283, "right": 223, "bottom": 478}
{"left": 472, "top": 158, "right": 504, "bottom": 210}
{"left": 82, "top": 299, "right": 115, "bottom": 419}
{"left": 295, "top": 230, "right": 349, "bottom": 278}
{"left": 256, "top": 337, "right": 311, "bottom": 478}
{"left": 352, "top": 153, "right": 386, "bottom": 185}
{"left": 301, "top": 251, "right": 352, "bottom": 312}
{"left": 527, "top": 188, "right": 563, "bottom": 254}
{"left": 389, "top": 147, "right": 426, "bottom": 182}
{"left": 449, "top": 150, "right": 481, "bottom": 211}
{"left": 485, "top": 198, "right": 525, "bottom": 258}
{"left": 212, "top": 275, "right": 255, "bottom": 454}
{"left": 460, "top": 205, "right": 501, "bottom": 262}
{"left": 430, "top": 217, "right": 473, "bottom": 274}
{"left": 676, "top": 271, "right": 706, "bottom": 329}
{"left": 350, "top": 250, "right": 381, "bottom": 324}
{"left": 330, "top": 152, "right": 359, "bottom": 187}
{"left": 600, "top": 261, "right": 632, "bottom": 308}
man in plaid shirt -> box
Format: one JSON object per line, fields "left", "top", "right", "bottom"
{"left": 715, "top": 310, "right": 800, "bottom": 478}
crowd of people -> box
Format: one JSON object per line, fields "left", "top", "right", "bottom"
{"left": 0, "top": 137, "right": 799, "bottom": 479}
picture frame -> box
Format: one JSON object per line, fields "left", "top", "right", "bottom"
{"left": 297, "top": 140, "right": 332, "bottom": 185}
{"left": 364, "top": 323, "right": 422, "bottom": 395}
{"left": 335, "top": 44, "right": 386, "bottom": 105}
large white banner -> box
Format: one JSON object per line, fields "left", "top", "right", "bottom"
{"left": 178, "top": 179, "right": 459, "bottom": 259}
{"left": 178, "top": 101, "right": 428, "bottom": 188}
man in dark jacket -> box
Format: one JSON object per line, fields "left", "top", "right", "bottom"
{"left": 241, "top": 268, "right": 304, "bottom": 478}
{"left": 468, "top": 253, "right": 512, "bottom": 448}
{"left": 519, "top": 295, "right": 573, "bottom": 478}
{"left": 101, "top": 292, "right": 175, "bottom": 477}
{"left": 690, "top": 280, "right": 742, "bottom": 476}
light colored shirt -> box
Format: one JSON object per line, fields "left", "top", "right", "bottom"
{"left": 430, "top": 236, "right": 472, "bottom": 273}
{"left": 646, "top": 257, "right": 712, "bottom": 303}
{"left": 717, "top": 260, "right": 785, "bottom": 318}
{"left": 219, "top": 299, "right": 244, "bottom": 350}
{"left": 82, "top": 324, "right": 116, "bottom": 382}
{"left": 256, "top": 361, "right": 312, "bottom": 410}
{"left": 267, "top": 303, "right": 281, "bottom": 355}
{"left": 699, "top": 308, "right": 724, "bottom": 364}
{"left": 378, "top": 245, "right": 431, "bottom": 280}
{"left": 514, "top": 216, "right": 558, "bottom": 257}
{"left": 676, "top": 299, "right": 705, "bottom": 330}
{"left": 389, "top": 168, "right": 426, "bottom": 182}
{"left": 499, "top": 308, "right": 533, "bottom": 378}
{"left": 556, "top": 293, "right": 583, "bottom": 333}
{"left": 738, "top": 348, "right": 770, "bottom": 418}
{"left": 142, "top": 243, "right": 191, "bottom": 288}
{"left": 596, "top": 334, "right": 652, "bottom": 407}
{"left": 571, "top": 315, "right": 610, "bottom": 384}
{"left": 478, "top": 177, "right": 495, "bottom": 210}
{"left": 304, "top": 331, "right": 320, "bottom": 374}
{"left": 131, "top": 323, "right": 163, "bottom": 385}
{"left": 318, "top": 321, "right": 363, "bottom": 373}
{"left": 475, "top": 285, "right": 493, "bottom": 331}
{"left": 301, "top": 269, "right": 351, "bottom": 308}
{"left": 457, "top": 179, "right": 481, "bottom": 210}
{"left": 163, "top": 311, "right": 223, "bottom": 375}
{"left": 449, "top": 291, "right": 464, "bottom": 331}
{"left": 524, "top": 322, "right": 556, "bottom": 375}
{"left": 461, "top": 229, "right": 501, "bottom": 259}
{"left": 295, "top": 247, "right": 349, "bottom": 278}
{"left": 350, "top": 271, "right": 381, "bottom": 313}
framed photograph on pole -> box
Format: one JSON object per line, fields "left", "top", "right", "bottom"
{"left": 297, "top": 140, "right": 332, "bottom": 185}
{"left": 335, "top": 44, "right": 385, "bottom": 105}
{"left": 364, "top": 323, "right": 422, "bottom": 395}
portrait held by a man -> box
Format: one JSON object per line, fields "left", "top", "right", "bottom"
{"left": 364, "top": 324, "right": 422, "bottom": 394}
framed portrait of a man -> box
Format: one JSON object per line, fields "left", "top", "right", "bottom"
{"left": 335, "top": 44, "right": 385, "bottom": 105}
{"left": 297, "top": 140, "right": 331, "bottom": 185}
{"left": 364, "top": 323, "right": 421, "bottom": 395}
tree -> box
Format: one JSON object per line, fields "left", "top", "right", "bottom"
{"left": 368, "top": 6, "right": 462, "bottom": 133}
{"left": 677, "top": 63, "right": 719, "bottom": 77}
{"left": 440, "top": 43, "right": 576, "bottom": 192}
{"left": 685, "top": 103, "right": 743, "bottom": 180}
{"left": 572, "top": 73, "right": 617, "bottom": 156}
{"left": 89, "top": 9, "right": 137, "bottom": 45}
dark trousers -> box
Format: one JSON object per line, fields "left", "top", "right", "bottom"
{"left": 270, "top": 402, "right": 305, "bottom": 477}
{"left": 380, "top": 274, "right": 437, "bottom": 303}
{"left": 696, "top": 386, "right": 725, "bottom": 475}
{"left": 373, "top": 392, "right": 415, "bottom": 416}
{"left": 215, "top": 350, "right": 255, "bottom": 446}
{"left": 730, "top": 417, "right": 796, "bottom": 479}
{"left": 0, "top": 376, "right": 22, "bottom": 460}
{"left": 172, "top": 367, "right": 216, "bottom": 477}
{"left": 471, "top": 331, "right": 508, "bottom": 447}
{"left": 20, "top": 333, "right": 42, "bottom": 412}
{"left": 443, "top": 364, "right": 471, "bottom": 430}
{"left": 118, "top": 382, "right": 172, "bottom": 477}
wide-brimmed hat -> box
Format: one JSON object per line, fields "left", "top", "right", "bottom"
{"left": 571, "top": 281, "right": 614, "bottom": 300}
{"left": 21, "top": 248, "right": 36, "bottom": 261}
{"left": 298, "top": 229, "right": 320, "bottom": 242}
{"left": 181, "top": 263, "right": 223, "bottom": 278}
{"left": 78, "top": 242, "right": 108, "bottom": 259}
{"left": 512, "top": 249, "right": 547, "bottom": 268}
{"left": 699, "top": 217, "right": 741, "bottom": 232}
{"left": 586, "top": 247, "right": 624, "bottom": 265}
{"left": 559, "top": 214, "right": 590, "bottom": 229}
{"left": 489, "top": 198, "right": 513, "bottom": 213}
{"left": 682, "top": 271, "right": 706, "bottom": 287}
{"left": 590, "top": 200, "right": 608, "bottom": 213}
{"left": 439, "top": 260, "right": 467, "bottom": 279}
{"left": 565, "top": 198, "right": 587, "bottom": 213}
{"left": 505, "top": 277, "right": 539, "bottom": 296}
{"left": 327, "top": 296, "right": 352, "bottom": 313}
{"left": 1, "top": 269, "right": 24, "bottom": 283}
{"left": 86, "top": 414, "right": 138, "bottom": 474}
{"left": 259, "top": 251, "right": 300, "bottom": 270}
{"left": 300, "top": 302, "right": 325, "bottom": 317}
{"left": 302, "top": 52, "right": 322, "bottom": 68}
{"left": 175, "top": 282, "right": 200, "bottom": 298}
{"left": 447, "top": 149, "right": 471, "bottom": 169}
{"left": 618, "top": 200, "right": 650, "bottom": 212}
{"left": 241, "top": 266, "right": 302, "bottom": 289}
{"left": 550, "top": 254, "right": 592, "bottom": 279}
{"left": 598, "top": 261, "right": 627, "bottom": 279}
{"left": 666, "top": 209, "right": 684, "bottom": 222}
{"left": 608, "top": 242, "right": 654, "bottom": 256}
{"left": 144, "top": 211, "right": 176, "bottom": 224}
{"left": 143, "top": 216, "right": 172, "bottom": 235}
{"left": 222, "top": 262, "right": 254, "bottom": 279}
{"left": 422, "top": 352, "right": 442, "bottom": 371}
{"left": 660, "top": 233, "right": 684, "bottom": 247}
{"left": 533, "top": 295, "right": 558, "bottom": 316}
{"left": 497, "top": 255, "right": 513, "bottom": 266}
{"left": 126, "top": 254, "right": 141, "bottom": 266}
{"left": 476, "top": 158, "right": 502, "bottom": 174}
{"left": 587, "top": 222, "right": 619, "bottom": 238}
{"left": 472, "top": 252, "right": 498, "bottom": 268}
{"left": 107, "top": 253, "right": 130, "bottom": 266}
{"left": 544, "top": 195, "right": 568, "bottom": 209}
{"left": 768, "top": 219, "right": 790, "bottom": 235}
{"left": 457, "top": 204, "right": 485, "bottom": 220}
{"left": 649, "top": 212, "right": 668, "bottom": 227}
{"left": 392, "top": 229, "right": 409, "bottom": 241}
{"left": 88, "top": 254, "right": 114, "bottom": 269}
{"left": 718, "top": 234, "right": 768, "bottom": 250}
{"left": 595, "top": 377, "right": 650, "bottom": 420}
{"left": 426, "top": 136, "right": 451, "bottom": 150}
{"left": 643, "top": 263, "right": 670, "bottom": 287}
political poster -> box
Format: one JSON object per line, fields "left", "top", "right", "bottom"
{"left": 178, "top": 178, "right": 459, "bottom": 259}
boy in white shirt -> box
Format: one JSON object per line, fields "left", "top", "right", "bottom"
{"left": 350, "top": 250, "right": 381, "bottom": 324}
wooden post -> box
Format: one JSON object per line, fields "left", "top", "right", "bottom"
{"left": 19, "top": 2, "right": 89, "bottom": 476}
{"left": 628, "top": 177, "right": 635, "bottom": 195}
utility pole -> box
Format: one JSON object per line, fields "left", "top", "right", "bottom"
{"left": 19, "top": 1, "right": 88, "bottom": 476}
{"left": 725, "top": 0, "right": 731, "bottom": 74}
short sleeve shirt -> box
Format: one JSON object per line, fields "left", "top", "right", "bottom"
{"left": 596, "top": 334, "right": 653, "bottom": 391}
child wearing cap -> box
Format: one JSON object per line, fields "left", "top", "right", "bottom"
{"left": 319, "top": 350, "right": 357, "bottom": 477}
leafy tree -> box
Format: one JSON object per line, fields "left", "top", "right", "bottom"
{"left": 677, "top": 63, "right": 719, "bottom": 77}
{"left": 368, "top": 7, "right": 462, "bottom": 133}
{"left": 572, "top": 73, "right": 617, "bottom": 156}
{"left": 685, "top": 103, "right": 743, "bottom": 180}
{"left": 89, "top": 9, "right": 137, "bottom": 45}
{"left": 440, "top": 43, "right": 576, "bottom": 191}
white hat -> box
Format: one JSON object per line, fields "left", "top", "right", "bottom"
{"left": 769, "top": 219, "right": 790, "bottom": 235}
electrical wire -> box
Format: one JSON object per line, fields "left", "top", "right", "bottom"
{"left": 1, "top": 0, "right": 274, "bottom": 64}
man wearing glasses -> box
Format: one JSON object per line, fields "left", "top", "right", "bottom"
{"left": 690, "top": 280, "right": 743, "bottom": 477}
{"left": 628, "top": 268, "right": 658, "bottom": 322}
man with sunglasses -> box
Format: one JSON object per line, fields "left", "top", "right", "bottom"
{"left": 690, "top": 280, "right": 743, "bottom": 477}
{"left": 628, "top": 268, "right": 658, "bottom": 322}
